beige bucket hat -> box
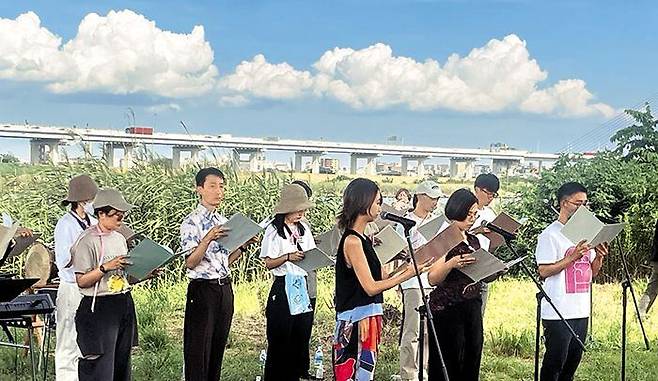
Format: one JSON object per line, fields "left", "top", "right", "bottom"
{"left": 63, "top": 175, "right": 98, "bottom": 203}
{"left": 273, "top": 184, "right": 315, "bottom": 215}
{"left": 93, "top": 188, "right": 135, "bottom": 212}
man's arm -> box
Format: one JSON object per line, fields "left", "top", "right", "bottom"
{"left": 538, "top": 239, "right": 590, "bottom": 279}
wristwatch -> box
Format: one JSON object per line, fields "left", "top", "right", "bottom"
{"left": 99, "top": 264, "right": 108, "bottom": 274}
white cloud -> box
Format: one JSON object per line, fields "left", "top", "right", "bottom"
{"left": 0, "top": 11, "right": 613, "bottom": 118}
{"left": 0, "top": 10, "right": 218, "bottom": 97}
{"left": 0, "top": 12, "right": 72, "bottom": 81}
{"left": 146, "top": 103, "right": 181, "bottom": 113}
{"left": 218, "top": 34, "right": 613, "bottom": 118}
{"left": 218, "top": 54, "right": 314, "bottom": 100}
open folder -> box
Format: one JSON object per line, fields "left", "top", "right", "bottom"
{"left": 373, "top": 225, "right": 407, "bottom": 264}
{"left": 126, "top": 238, "right": 178, "bottom": 281}
{"left": 216, "top": 213, "right": 264, "bottom": 254}
{"left": 561, "top": 206, "right": 626, "bottom": 247}
{"left": 473, "top": 212, "right": 522, "bottom": 251}
{"left": 296, "top": 247, "right": 335, "bottom": 272}
{"left": 0, "top": 223, "right": 19, "bottom": 260}
{"left": 418, "top": 215, "right": 448, "bottom": 241}
{"left": 391, "top": 223, "right": 463, "bottom": 276}
{"left": 374, "top": 203, "right": 403, "bottom": 230}
{"left": 458, "top": 248, "right": 526, "bottom": 284}
{"left": 315, "top": 227, "right": 342, "bottom": 258}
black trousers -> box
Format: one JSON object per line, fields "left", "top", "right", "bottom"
{"left": 427, "top": 298, "right": 483, "bottom": 381}
{"left": 540, "top": 318, "right": 588, "bottom": 381}
{"left": 184, "top": 279, "right": 234, "bottom": 381}
{"left": 76, "top": 293, "right": 137, "bottom": 381}
{"left": 264, "top": 276, "right": 314, "bottom": 381}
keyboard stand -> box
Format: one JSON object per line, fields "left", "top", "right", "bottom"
{"left": 0, "top": 314, "right": 53, "bottom": 381}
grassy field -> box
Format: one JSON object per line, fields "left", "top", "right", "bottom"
{"left": 3, "top": 275, "right": 656, "bottom": 380}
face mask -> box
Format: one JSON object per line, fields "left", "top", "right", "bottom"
{"left": 83, "top": 202, "right": 95, "bottom": 216}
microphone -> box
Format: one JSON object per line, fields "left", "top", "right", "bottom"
{"left": 481, "top": 221, "right": 517, "bottom": 241}
{"left": 380, "top": 212, "right": 417, "bottom": 230}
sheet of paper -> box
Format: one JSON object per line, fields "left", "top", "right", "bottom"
{"left": 296, "top": 247, "right": 335, "bottom": 272}
{"left": 418, "top": 215, "right": 448, "bottom": 241}
{"left": 373, "top": 225, "right": 407, "bottom": 264}
{"left": 0, "top": 223, "right": 19, "bottom": 260}
{"left": 216, "top": 213, "right": 264, "bottom": 254}
{"left": 504, "top": 255, "right": 527, "bottom": 269}
{"left": 126, "top": 238, "right": 177, "bottom": 281}
{"left": 561, "top": 207, "right": 626, "bottom": 247}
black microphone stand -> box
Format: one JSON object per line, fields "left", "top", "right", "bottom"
{"left": 402, "top": 224, "right": 449, "bottom": 381}
{"left": 618, "top": 242, "right": 650, "bottom": 381}
{"left": 501, "top": 237, "right": 586, "bottom": 381}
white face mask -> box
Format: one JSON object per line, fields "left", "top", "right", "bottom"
{"left": 82, "top": 202, "right": 95, "bottom": 216}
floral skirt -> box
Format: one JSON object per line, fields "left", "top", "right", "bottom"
{"left": 333, "top": 315, "right": 383, "bottom": 381}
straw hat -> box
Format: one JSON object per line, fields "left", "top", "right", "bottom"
{"left": 93, "top": 188, "right": 135, "bottom": 212}
{"left": 63, "top": 175, "right": 98, "bottom": 203}
{"left": 273, "top": 184, "right": 314, "bottom": 214}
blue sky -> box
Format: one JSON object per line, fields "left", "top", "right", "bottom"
{"left": 0, "top": 0, "right": 656, "bottom": 161}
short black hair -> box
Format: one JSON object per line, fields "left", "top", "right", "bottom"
{"left": 445, "top": 188, "right": 478, "bottom": 221}
{"left": 557, "top": 182, "right": 587, "bottom": 204}
{"left": 475, "top": 173, "right": 500, "bottom": 193}
{"left": 195, "top": 167, "right": 225, "bottom": 187}
{"left": 337, "top": 178, "right": 381, "bottom": 230}
{"left": 93, "top": 205, "right": 116, "bottom": 218}
{"left": 292, "top": 180, "right": 312, "bottom": 198}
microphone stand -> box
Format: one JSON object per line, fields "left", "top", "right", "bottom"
{"left": 402, "top": 224, "right": 449, "bottom": 381}
{"left": 501, "top": 237, "right": 586, "bottom": 381}
{"left": 618, "top": 242, "right": 650, "bottom": 381}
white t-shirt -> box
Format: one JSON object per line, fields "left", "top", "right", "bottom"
{"left": 473, "top": 205, "right": 496, "bottom": 251}
{"left": 397, "top": 212, "right": 433, "bottom": 290}
{"left": 535, "top": 221, "right": 596, "bottom": 320}
{"left": 259, "top": 221, "right": 316, "bottom": 277}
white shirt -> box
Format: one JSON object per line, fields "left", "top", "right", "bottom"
{"left": 473, "top": 205, "right": 496, "bottom": 251}
{"left": 54, "top": 212, "right": 97, "bottom": 283}
{"left": 397, "top": 211, "right": 433, "bottom": 290}
{"left": 535, "top": 221, "right": 596, "bottom": 320}
{"left": 259, "top": 221, "right": 316, "bottom": 277}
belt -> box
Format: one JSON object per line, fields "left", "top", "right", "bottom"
{"left": 191, "top": 276, "right": 231, "bottom": 286}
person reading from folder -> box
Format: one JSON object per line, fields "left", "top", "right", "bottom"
{"left": 180, "top": 167, "right": 253, "bottom": 381}
{"left": 426, "top": 189, "right": 483, "bottom": 381}
{"left": 71, "top": 188, "right": 138, "bottom": 381}
{"left": 396, "top": 180, "right": 444, "bottom": 381}
{"left": 535, "top": 182, "right": 607, "bottom": 381}
{"left": 259, "top": 183, "right": 316, "bottom": 381}
{"left": 54, "top": 174, "right": 98, "bottom": 381}
{"left": 333, "top": 178, "right": 434, "bottom": 381}
{"left": 473, "top": 173, "right": 500, "bottom": 316}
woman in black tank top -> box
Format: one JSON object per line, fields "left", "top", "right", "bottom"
{"left": 332, "top": 178, "right": 434, "bottom": 381}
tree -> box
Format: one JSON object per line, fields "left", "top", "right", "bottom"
{"left": 611, "top": 103, "right": 658, "bottom": 163}
{"left": 0, "top": 153, "right": 20, "bottom": 163}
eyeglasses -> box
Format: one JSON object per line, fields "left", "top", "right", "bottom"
{"left": 107, "top": 211, "right": 125, "bottom": 221}
{"left": 565, "top": 199, "right": 589, "bottom": 207}
{"left": 479, "top": 188, "right": 498, "bottom": 198}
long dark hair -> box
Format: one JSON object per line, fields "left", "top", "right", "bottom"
{"left": 271, "top": 213, "right": 306, "bottom": 240}
{"left": 337, "top": 178, "right": 381, "bottom": 230}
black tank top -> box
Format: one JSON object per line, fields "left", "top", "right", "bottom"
{"left": 334, "top": 229, "right": 383, "bottom": 313}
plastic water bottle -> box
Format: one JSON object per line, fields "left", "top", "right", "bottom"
{"left": 256, "top": 349, "right": 266, "bottom": 381}
{"left": 314, "top": 345, "right": 324, "bottom": 379}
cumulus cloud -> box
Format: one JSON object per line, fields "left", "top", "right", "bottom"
{"left": 0, "top": 10, "right": 217, "bottom": 97}
{"left": 0, "top": 12, "right": 72, "bottom": 81}
{"left": 0, "top": 10, "right": 613, "bottom": 118}
{"left": 218, "top": 54, "right": 314, "bottom": 100}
